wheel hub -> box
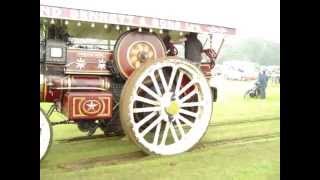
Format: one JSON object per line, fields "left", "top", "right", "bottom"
{"left": 165, "top": 100, "right": 180, "bottom": 116}
{"left": 161, "top": 92, "right": 180, "bottom": 116}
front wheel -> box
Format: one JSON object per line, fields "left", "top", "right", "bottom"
{"left": 120, "top": 57, "right": 213, "bottom": 155}
{"left": 40, "top": 109, "right": 52, "bottom": 161}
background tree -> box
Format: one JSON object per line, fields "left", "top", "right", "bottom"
{"left": 218, "top": 37, "right": 280, "bottom": 66}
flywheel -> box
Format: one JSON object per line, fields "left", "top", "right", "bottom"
{"left": 113, "top": 31, "right": 166, "bottom": 79}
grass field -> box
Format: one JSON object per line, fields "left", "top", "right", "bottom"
{"left": 40, "top": 80, "right": 280, "bottom": 180}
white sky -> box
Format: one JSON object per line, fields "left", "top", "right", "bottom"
{"left": 41, "top": 0, "right": 280, "bottom": 43}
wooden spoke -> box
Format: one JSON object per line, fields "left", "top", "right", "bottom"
{"left": 168, "top": 67, "right": 178, "bottom": 91}
{"left": 158, "top": 68, "right": 168, "bottom": 92}
{"left": 179, "top": 89, "right": 197, "bottom": 103}
{"left": 177, "top": 114, "right": 194, "bottom": 127}
{"left": 133, "top": 106, "right": 161, "bottom": 113}
{"left": 140, "top": 116, "right": 163, "bottom": 137}
{"left": 169, "top": 123, "right": 179, "bottom": 143}
{"left": 176, "top": 80, "right": 196, "bottom": 96}
{"left": 179, "top": 109, "right": 198, "bottom": 118}
{"left": 140, "top": 84, "right": 161, "bottom": 101}
{"left": 135, "top": 111, "right": 158, "bottom": 129}
{"left": 180, "top": 101, "right": 204, "bottom": 108}
{"left": 175, "top": 71, "right": 184, "bottom": 95}
{"left": 134, "top": 96, "right": 160, "bottom": 106}
{"left": 175, "top": 118, "right": 185, "bottom": 137}
{"left": 153, "top": 122, "right": 162, "bottom": 145}
{"left": 150, "top": 73, "right": 162, "bottom": 96}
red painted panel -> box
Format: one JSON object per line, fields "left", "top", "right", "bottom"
{"left": 65, "top": 49, "right": 113, "bottom": 75}
{"left": 200, "top": 63, "right": 212, "bottom": 77}
{"left": 62, "top": 92, "right": 113, "bottom": 120}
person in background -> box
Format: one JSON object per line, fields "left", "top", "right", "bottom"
{"left": 257, "top": 69, "right": 269, "bottom": 99}
{"left": 162, "top": 31, "right": 177, "bottom": 56}
{"left": 162, "top": 30, "right": 186, "bottom": 56}
{"left": 184, "top": 32, "right": 203, "bottom": 63}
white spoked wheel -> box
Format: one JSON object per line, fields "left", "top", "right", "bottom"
{"left": 120, "top": 57, "right": 213, "bottom": 155}
{"left": 40, "top": 109, "right": 52, "bottom": 161}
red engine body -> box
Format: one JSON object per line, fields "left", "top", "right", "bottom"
{"left": 40, "top": 33, "right": 216, "bottom": 122}
{"left": 40, "top": 45, "right": 114, "bottom": 121}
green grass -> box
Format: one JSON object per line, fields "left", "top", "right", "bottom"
{"left": 41, "top": 81, "right": 280, "bottom": 180}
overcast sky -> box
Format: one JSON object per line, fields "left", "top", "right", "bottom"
{"left": 41, "top": 0, "right": 280, "bottom": 43}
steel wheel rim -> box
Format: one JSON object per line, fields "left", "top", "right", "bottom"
{"left": 125, "top": 59, "right": 212, "bottom": 155}
{"left": 40, "top": 110, "right": 52, "bottom": 160}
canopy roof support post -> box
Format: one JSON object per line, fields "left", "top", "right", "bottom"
{"left": 209, "top": 34, "right": 213, "bottom": 49}
{"left": 215, "top": 37, "right": 225, "bottom": 60}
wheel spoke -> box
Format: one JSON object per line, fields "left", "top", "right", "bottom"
{"left": 158, "top": 68, "right": 169, "bottom": 92}
{"left": 175, "top": 118, "right": 185, "bottom": 137}
{"left": 169, "top": 123, "right": 179, "bottom": 143}
{"left": 140, "top": 84, "right": 161, "bottom": 101}
{"left": 160, "top": 121, "right": 170, "bottom": 145}
{"left": 177, "top": 114, "right": 194, "bottom": 127}
{"left": 135, "top": 111, "right": 158, "bottom": 129}
{"left": 140, "top": 116, "right": 163, "bottom": 137}
{"left": 133, "top": 106, "right": 161, "bottom": 113}
{"left": 179, "top": 89, "right": 197, "bottom": 103}
{"left": 134, "top": 96, "right": 160, "bottom": 106}
{"left": 150, "top": 73, "right": 162, "bottom": 96}
{"left": 180, "top": 101, "right": 204, "bottom": 108}
{"left": 153, "top": 122, "right": 162, "bottom": 145}
{"left": 168, "top": 67, "right": 178, "bottom": 91}
{"left": 175, "top": 71, "right": 184, "bottom": 95}
{"left": 176, "top": 80, "right": 196, "bottom": 96}
{"left": 179, "top": 109, "right": 198, "bottom": 118}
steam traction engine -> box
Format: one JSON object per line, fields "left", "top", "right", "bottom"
{"left": 40, "top": 5, "right": 236, "bottom": 160}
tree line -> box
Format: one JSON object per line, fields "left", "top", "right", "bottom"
{"left": 218, "top": 37, "right": 280, "bottom": 66}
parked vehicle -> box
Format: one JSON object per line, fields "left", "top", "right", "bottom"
{"left": 241, "top": 70, "right": 258, "bottom": 81}
{"left": 224, "top": 68, "right": 243, "bottom": 80}
{"left": 222, "top": 61, "right": 258, "bottom": 81}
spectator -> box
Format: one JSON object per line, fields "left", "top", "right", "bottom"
{"left": 257, "top": 69, "right": 269, "bottom": 99}
{"left": 185, "top": 32, "right": 203, "bottom": 63}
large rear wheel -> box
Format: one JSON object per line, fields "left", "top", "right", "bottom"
{"left": 120, "top": 57, "right": 212, "bottom": 155}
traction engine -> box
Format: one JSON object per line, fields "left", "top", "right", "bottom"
{"left": 40, "top": 20, "right": 228, "bottom": 161}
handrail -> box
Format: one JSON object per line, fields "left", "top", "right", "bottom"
{"left": 52, "top": 87, "right": 108, "bottom": 91}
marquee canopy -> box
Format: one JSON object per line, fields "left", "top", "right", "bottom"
{"left": 40, "top": 4, "right": 236, "bottom": 36}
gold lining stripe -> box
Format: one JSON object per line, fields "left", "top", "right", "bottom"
{"left": 64, "top": 71, "right": 112, "bottom": 75}
{"left": 101, "top": 78, "right": 105, "bottom": 89}
{"left": 105, "top": 80, "right": 110, "bottom": 90}
{"left": 67, "top": 75, "right": 71, "bottom": 88}
{"left": 43, "top": 76, "right": 47, "bottom": 101}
